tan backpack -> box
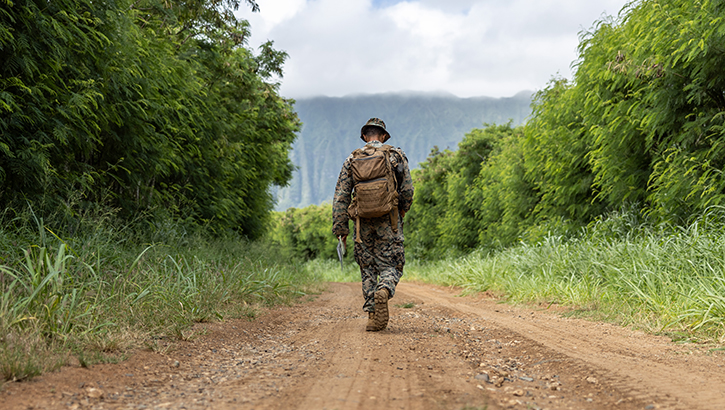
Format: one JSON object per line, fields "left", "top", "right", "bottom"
{"left": 348, "top": 144, "right": 399, "bottom": 242}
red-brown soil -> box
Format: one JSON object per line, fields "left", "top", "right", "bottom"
{"left": 3, "top": 281, "right": 725, "bottom": 409}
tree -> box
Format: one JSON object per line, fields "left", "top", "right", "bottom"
{"left": 406, "top": 124, "right": 513, "bottom": 257}
{"left": 0, "top": 0, "right": 300, "bottom": 238}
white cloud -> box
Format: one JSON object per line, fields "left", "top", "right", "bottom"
{"left": 384, "top": 2, "right": 465, "bottom": 46}
{"left": 239, "top": 1, "right": 297, "bottom": 48}
{"left": 237, "top": 0, "right": 631, "bottom": 98}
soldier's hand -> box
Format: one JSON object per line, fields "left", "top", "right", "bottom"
{"left": 400, "top": 210, "right": 406, "bottom": 219}
{"left": 341, "top": 235, "right": 347, "bottom": 249}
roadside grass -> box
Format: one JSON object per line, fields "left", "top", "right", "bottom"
{"left": 0, "top": 207, "right": 315, "bottom": 382}
{"left": 304, "top": 258, "right": 359, "bottom": 283}
{"left": 406, "top": 208, "right": 725, "bottom": 344}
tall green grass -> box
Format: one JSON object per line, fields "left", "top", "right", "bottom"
{"left": 407, "top": 208, "right": 725, "bottom": 343}
{"left": 0, "top": 206, "right": 316, "bottom": 381}
{"left": 303, "top": 258, "right": 359, "bottom": 283}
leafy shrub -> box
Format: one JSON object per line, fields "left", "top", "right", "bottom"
{"left": 266, "top": 203, "right": 352, "bottom": 261}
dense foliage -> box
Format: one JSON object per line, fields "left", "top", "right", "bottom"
{"left": 266, "top": 203, "right": 352, "bottom": 261}
{"left": 0, "top": 0, "right": 299, "bottom": 238}
{"left": 407, "top": 0, "right": 725, "bottom": 257}
{"left": 405, "top": 124, "right": 519, "bottom": 258}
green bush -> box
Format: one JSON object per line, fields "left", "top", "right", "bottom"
{"left": 266, "top": 203, "right": 352, "bottom": 261}
{"left": 406, "top": 123, "right": 528, "bottom": 258}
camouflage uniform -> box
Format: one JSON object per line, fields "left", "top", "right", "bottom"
{"left": 332, "top": 139, "right": 414, "bottom": 313}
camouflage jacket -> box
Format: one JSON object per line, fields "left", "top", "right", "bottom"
{"left": 332, "top": 140, "right": 414, "bottom": 236}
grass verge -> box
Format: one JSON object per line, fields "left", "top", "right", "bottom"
{"left": 0, "top": 208, "right": 317, "bottom": 382}
{"left": 406, "top": 208, "right": 725, "bottom": 344}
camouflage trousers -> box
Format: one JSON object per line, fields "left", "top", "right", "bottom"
{"left": 353, "top": 214, "right": 405, "bottom": 313}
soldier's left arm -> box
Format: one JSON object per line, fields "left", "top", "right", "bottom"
{"left": 392, "top": 149, "right": 414, "bottom": 214}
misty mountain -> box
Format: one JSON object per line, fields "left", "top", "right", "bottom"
{"left": 274, "top": 91, "right": 533, "bottom": 211}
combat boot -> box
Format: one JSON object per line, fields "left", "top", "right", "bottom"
{"left": 372, "top": 288, "right": 389, "bottom": 331}
{"left": 365, "top": 312, "right": 376, "bottom": 331}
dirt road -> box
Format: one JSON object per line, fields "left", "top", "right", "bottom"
{"left": 3, "top": 282, "right": 725, "bottom": 409}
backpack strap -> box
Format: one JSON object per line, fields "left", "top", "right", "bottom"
{"left": 382, "top": 145, "right": 400, "bottom": 233}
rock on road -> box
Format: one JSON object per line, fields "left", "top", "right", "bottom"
{"left": 3, "top": 282, "right": 725, "bottom": 409}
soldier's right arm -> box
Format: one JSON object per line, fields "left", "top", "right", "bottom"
{"left": 332, "top": 159, "right": 353, "bottom": 236}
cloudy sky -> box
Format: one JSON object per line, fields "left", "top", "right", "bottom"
{"left": 237, "top": 0, "right": 631, "bottom": 99}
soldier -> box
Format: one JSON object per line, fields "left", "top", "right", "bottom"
{"left": 332, "top": 118, "right": 414, "bottom": 331}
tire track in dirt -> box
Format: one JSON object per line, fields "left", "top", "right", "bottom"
{"left": 2, "top": 281, "right": 724, "bottom": 410}
{"left": 256, "top": 282, "right": 494, "bottom": 410}
{"left": 402, "top": 282, "right": 725, "bottom": 409}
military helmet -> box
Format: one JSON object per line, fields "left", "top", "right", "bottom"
{"left": 360, "top": 117, "right": 391, "bottom": 143}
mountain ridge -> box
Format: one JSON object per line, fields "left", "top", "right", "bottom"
{"left": 274, "top": 91, "right": 533, "bottom": 211}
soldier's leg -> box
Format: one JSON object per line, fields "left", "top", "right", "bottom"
{"left": 372, "top": 217, "right": 405, "bottom": 299}
{"left": 354, "top": 220, "right": 378, "bottom": 313}
{"left": 375, "top": 238, "right": 404, "bottom": 299}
